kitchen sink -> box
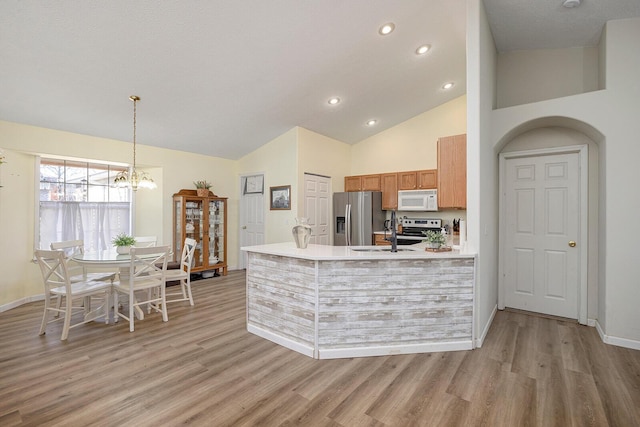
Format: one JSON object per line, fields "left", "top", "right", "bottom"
{"left": 351, "top": 247, "right": 417, "bottom": 252}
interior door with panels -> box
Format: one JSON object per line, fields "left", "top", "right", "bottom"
{"left": 502, "top": 151, "right": 581, "bottom": 319}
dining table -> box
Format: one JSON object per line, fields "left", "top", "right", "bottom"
{"left": 72, "top": 248, "right": 170, "bottom": 322}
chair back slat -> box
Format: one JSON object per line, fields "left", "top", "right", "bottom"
{"left": 181, "top": 238, "right": 197, "bottom": 273}
{"left": 35, "top": 250, "right": 72, "bottom": 293}
{"left": 133, "top": 236, "right": 158, "bottom": 248}
{"left": 129, "top": 245, "right": 170, "bottom": 284}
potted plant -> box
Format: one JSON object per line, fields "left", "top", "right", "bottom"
{"left": 194, "top": 180, "right": 212, "bottom": 197}
{"left": 423, "top": 230, "right": 446, "bottom": 249}
{"left": 112, "top": 233, "right": 136, "bottom": 254}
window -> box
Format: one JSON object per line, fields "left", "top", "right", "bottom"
{"left": 38, "top": 158, "right": 131, "bottom": 251}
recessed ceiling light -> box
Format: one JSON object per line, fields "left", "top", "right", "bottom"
{"left": 328, "top": 97, "right": 341, "bottom": 105}
{"left": 366, "top": 119, "right": 377, "bottom": 126}
{"left": 378, "top": 23, "right": 395, "bottom": 36}
{"left": 416, "top": 44, "right": 431, "bottom": 55}
{"left": 442, "top": 82, "right": 454, "bottom": 90}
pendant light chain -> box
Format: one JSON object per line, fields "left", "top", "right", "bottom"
{"left": 113, "top": 94, "right": 156, "bottom": 190}
{"left": 130, "top": 95, "right": 139, "bottom": 171}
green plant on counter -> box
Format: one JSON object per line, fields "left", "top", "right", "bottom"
{"left": 194, "top": 180, "right": 212, "bottom": 189}
{"left": 422, "top": 230, "right": 446, "bottom": 246}
{"left": 112, "top": 233, "right": 136, "bottom": 247}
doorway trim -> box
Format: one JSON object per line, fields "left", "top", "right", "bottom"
{"left": 498, "top": 144, "right": 588, "bottom": 324}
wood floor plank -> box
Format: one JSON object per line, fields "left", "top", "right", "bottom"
{"left": 1, "top": 271, "right": 639, "bottom": 426}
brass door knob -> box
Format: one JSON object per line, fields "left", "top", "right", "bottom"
{"left": 242, "top": 226, "right": 247, "bottom": 229}
{"left": 568, "top": 241, "right": 576, "bottom": 247}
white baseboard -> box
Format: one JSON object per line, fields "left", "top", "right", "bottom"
{"left": 247, "top": 323, "right": 315, "bottom": 358}
{"left": 0, "top": 294, "right": 44, "bottom": 313}
{"left": 475, "top": 304, "right": 497, "bottom": 348}
{"left": 587, "top": 318, "right": 596, "bottom": 327}
{"left": 319, "top": 341, "right": 473, "bottom": 359}
{"left": 595, "top": 320, "right": 640, "bottom": 351}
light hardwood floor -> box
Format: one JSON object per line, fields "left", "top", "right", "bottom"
{"left": 1, "top": 270, "right": 639, "bottom": 426}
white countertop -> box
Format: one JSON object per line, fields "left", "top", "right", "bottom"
{"left": 241, "top": 242, "right": 475, "bottom": 260}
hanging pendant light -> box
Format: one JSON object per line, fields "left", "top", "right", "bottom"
{"left": 113, "top": 95, "right": 156, "bottom": 191}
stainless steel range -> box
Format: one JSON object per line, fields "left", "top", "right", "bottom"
{"left": 396, "top": 218, "right": 442, "bottom": 245}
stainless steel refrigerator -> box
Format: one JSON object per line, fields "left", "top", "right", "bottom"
{"left": 333, "top": 191, "right": 384, "bottom": 246}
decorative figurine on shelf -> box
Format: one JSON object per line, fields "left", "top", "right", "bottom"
{"left": 194, "top": 180, "right": 212, "bottom": 197}
{"left": 112, "top": 233, "right": 136, "bottom": 254}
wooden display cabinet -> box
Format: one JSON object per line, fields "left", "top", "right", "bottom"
{"left": 173, "top": 189, "right": 228, "bottom": 276}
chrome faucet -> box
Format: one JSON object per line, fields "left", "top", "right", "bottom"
{"left": 384, "top": 210, "right": 398, "bottom": 253}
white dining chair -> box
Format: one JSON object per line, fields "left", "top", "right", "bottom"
{"left": 112, "top": 245, "right": 170, "bottom": 332}
{"left": 133, "top": 236, "right": 157, "bottom": 247}
{"left": 35, "top": 249, "right": 112, "bottom": 341}
{"left": 165, "top": 237, "right": 197, "bottom": 306}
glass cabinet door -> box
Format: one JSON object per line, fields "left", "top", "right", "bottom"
{"left": 184, "top": 198, "right": 204, "bottom": 268}
{"left": 208, "top": 199, "right": 224, "bottom": 265}
{"left": 173, "top": 198, "right": 183, "bottom": 259}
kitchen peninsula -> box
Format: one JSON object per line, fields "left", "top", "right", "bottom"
{"left": 242, "top": 242, "right": 476, "bottom": 359}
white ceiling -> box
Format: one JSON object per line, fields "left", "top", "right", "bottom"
{"left": 1, "top": 1, "right": 639, "bottom": 160}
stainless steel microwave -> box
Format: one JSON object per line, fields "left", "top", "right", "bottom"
{"left": 397, "top": 189, "right": 438, "bottom": 211}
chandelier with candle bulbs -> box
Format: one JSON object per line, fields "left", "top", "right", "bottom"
{"left": 113, "top": 95, "right": 156, "bottom": 191}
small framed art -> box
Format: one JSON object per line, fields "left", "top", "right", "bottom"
{"left": 270, "top": 185, "right": 291, "bottom": 210}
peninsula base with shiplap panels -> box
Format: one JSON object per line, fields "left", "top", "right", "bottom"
{"left": 242, "top": 242, "right": 476, "bottom": 359}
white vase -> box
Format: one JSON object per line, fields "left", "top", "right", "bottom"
{"left": 292, "top": 218, "right": 312, "bottom": 249}
{"left": 116, "top": 245, "right": 131, "bottom": 255}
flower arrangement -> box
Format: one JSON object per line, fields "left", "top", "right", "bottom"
{"left": 0, "top": 149, "right": 6, "bottom": 165}
{"left": 422, "top": 230, "right": 446, "bottom": 248}
{"left": 112, "top": 233, "right": 136, "bottom": 247}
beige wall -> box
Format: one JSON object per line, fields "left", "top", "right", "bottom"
{"left": 0, "top": 120, "right": 237, "bottom": 309}
{"left": 350, "top": 95, "right": 467, "bottom": 175}
{"left": 237, "top": 127, "right": 298, "bottom": 244}
{"left": 497, "top": 46, "right": 600, "bottom": 108}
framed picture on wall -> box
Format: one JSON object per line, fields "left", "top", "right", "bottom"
{"left": 270, "top": 185, "right": 291, "bottom": 210}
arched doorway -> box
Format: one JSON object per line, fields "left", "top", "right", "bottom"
{"left": 497, "top": 121, "right": 604, "bottom": 325}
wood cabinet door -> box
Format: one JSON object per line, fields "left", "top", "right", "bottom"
{"left": 380, "top": 173, "right": 398, "bottom": 210}
{"left": 344, "top": 176, "right": 362, "bottom": 192}
{"left": 361, "top": 174, "right": 381, "bottom": 191}
{"left": 418, "top": 169, "right": 437, "bottom": 189}
{"left": 397, "top": 171, "right": 418, "bottom": 190}
{"left": 437, "top": 134, "right": 467, "bottom": 208}
{"left": 374, "top": 234, "right": 391, "bottom": 246}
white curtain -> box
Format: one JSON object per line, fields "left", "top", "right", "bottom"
{"left": 39, "top": 201, "right": 130, "bottom": 252}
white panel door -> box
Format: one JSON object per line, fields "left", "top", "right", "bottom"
{"left": 239, "top": 175, "right": 265, "bottom": 269}
{"left": 503, "top": 153, "right": 580, "bottom": 318}
{"left": 304, "top": 173, "right": 331, "bottom": 245}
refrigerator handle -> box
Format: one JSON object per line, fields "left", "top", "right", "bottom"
{"left": 345, "top": 204, "right": 351, "bottom": 246}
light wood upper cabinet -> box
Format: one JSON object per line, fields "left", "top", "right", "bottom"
{"left": 380, "top": 173, "right": 398, "bottom": 210}
{"left": 397, "top": 171, "right": 418, "bottom": 190}
{"left": 345, "top": 174, "right": 381, "bottom": 192}
{"left": 361, "top": 174, "right": 381, "bottom": 191}
{"left": 418, "top": 169, "right": 437, "bottom": 189}
{"left": 344, "top": 176, "right": 362, "bottom": 192}
{"left": 398, "top": 170, "right": 437, "bottom": 190}
{"left": 437, "top": 134, "right": 466, "bottom": 209}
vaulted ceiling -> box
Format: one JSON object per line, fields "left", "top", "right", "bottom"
{"left": 1, "top": 1, "right": 638, "bottom": 160}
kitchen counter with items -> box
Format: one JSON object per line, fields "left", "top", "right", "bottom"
{"left": 242, "top": 242, "right": 476, "bottom": 359}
